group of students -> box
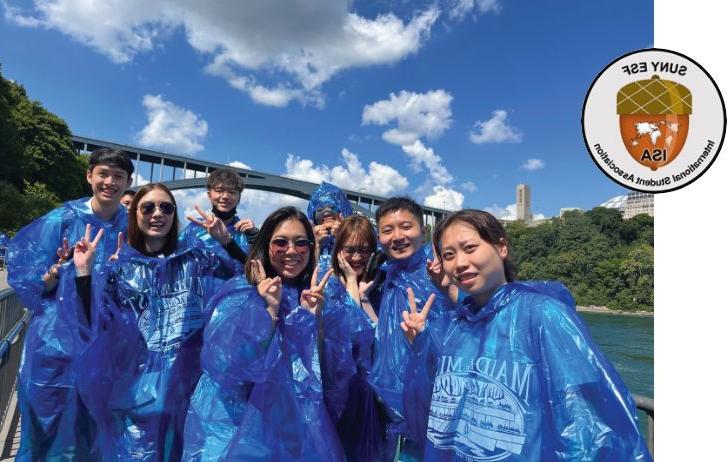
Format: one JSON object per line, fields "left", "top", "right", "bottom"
{"left": 6, "top": 148, "right": 652, "bottom": 461}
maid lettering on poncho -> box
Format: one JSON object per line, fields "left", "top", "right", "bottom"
{"left": 400, "top": 209, "right": 652, "bottom": 461}
{"left": 70, "top": 183, "right": 244, "bottom": 461}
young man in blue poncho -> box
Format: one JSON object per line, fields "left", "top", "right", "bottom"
{"left": 181, "top": 168, "right": 258, "bottom": 258}
{"left": 368, "top": 197, "right": 455, "bottom": 461}
{"left": 400, "top": 210, "right": 652, "bottom": 461}
{"left": 6, "top": 148, "right": 133, "bottom": 460}
{"left": 307, "top": 181, "right": 353, "bottom": 277}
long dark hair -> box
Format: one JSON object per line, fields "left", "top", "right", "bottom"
{"left": 433, "top": 209, "right": 516, "bottom": 282}
{"left": 244, "top": 206, "right": 316, "bottom": 286}
{"left": 127, "top": 183, "right": 179, "bottom": 257}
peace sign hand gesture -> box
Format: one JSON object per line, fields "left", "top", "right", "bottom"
{"left": 187, "top": 205, "right": 232, "bottom": 245}
{"left": 400, "top": 288, "right": 436, "bottom": 344}
{"left": 47, "top": 237, "right": 73, "bottom": 279}
{"left": 252, "top": 259, "right": 283, "bottom": 321}
{"left": 73, "top": 224, "right": 105, "bottom": 277}
{"left": 337, "top": 251, "right": 358, "bottom": 285}
{"left": 300, "top": 266, "right": 333, "bottom": 315}
{"left": 109, "top": 232, "right": 124, "bottom": 262}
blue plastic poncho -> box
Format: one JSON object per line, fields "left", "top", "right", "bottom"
{"left": 404, "top": 281, "right": 652, "bottom": 461}
{"left": 318, "top": 277, "right": 387, "bottom": 461}
{"left": 6, "top": 198, "right": 127, "bottom": 460}
{"left": 183, "top": 276, "right": 344, "bottom": 461}
{"left": 74, "top": 242, "right": 236, "bottom": 461}
{"left": 179, "top": 215, "right": 250, "bottom": 256}
{"left": 368, "top": 246, "right": 454, "bottom": 453}
{"left": 306, "top": 182, "right": 353, "bottom": 276}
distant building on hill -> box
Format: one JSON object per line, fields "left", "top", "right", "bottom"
{"left": 600, "top": 192, "right": 653, "bottom": 218}
{"left": 623, "top": 192, "right": 654, "bottom": 218}
{"left": 516, "top": 184, "right": 532, "bottom": 221}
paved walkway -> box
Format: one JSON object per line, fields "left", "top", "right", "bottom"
{"left": 0, "top": 271, "right": 8, "bottom": 292}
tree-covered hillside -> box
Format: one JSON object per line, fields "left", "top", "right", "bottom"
{"left": 507, "top": 208, "right": 653, "bottom": 311}
{"left": 0, "top": 65, "right": 87, "bottom": 234}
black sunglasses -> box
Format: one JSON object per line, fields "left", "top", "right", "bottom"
{"left": 138, "top": 201, "right": 176, "bottom": 216}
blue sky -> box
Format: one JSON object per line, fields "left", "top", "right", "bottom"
{"left": 1, "top": 0, "right": 653, "bottom": 224}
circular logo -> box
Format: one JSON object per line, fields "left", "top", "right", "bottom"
{"left": 582, "top": 48, "right": 725, "bottom": 193}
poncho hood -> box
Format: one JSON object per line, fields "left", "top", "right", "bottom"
{"left": 306, "top": 182, "right": 353, "bottom": 221}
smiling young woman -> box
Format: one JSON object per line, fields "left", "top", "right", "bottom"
{"left": 183, "top": 206, "right": 346, "bottom": 461}
{"left": 69, "top": 182, "right": 244, "bottom": 460}
{"left": 400, "top": 209, "right": 652, "bottom": 461}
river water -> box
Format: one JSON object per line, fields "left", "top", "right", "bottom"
{"left": 580, "top": 311, "right": 654, "bottom": 439}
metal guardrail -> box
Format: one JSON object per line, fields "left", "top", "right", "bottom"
{"left": 0, "top": 288, "right": 30, "bottom": 459}
{"left": 633, "top": 393, "right": 654, "bottom": 457}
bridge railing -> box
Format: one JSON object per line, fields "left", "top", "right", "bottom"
{"left": 0, "top": 288, "right": 30, "bottom": 458}
{"left": 634, "top": 393, "right": 654, "bottom": 456}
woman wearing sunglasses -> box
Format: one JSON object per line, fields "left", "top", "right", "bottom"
{"left": 69, "top": 183, "right": 243, "bottom": 461}
{"left": 184, "top": 206, "right": 345, "bottom": 461}
{"left": 318, "top": 215, "right": 388, "bottom": 461}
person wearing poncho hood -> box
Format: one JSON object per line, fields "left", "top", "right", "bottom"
{"left": 307, "top": 181, "right": 353, "bottom": 277}
{"left": 6, "top": 148, "right": 133, "bottom": 460}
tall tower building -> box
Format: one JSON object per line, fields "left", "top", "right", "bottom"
{"left": 516, "top": 184, "right": 532, "bottom": 221}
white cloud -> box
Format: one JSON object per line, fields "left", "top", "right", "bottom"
{"left": 401, "top": 140, "right": 453, "bottom": 185}
{"left": 362, "top": 89, "right": 453, "bottom": 145}
{"left": 362, "top": 89, "right": 456, "bottom": 188}
{"left": 461, "top": 181, "right": 477, "bottom": 192}
{"left": 484, "top": 203, "right": 545, "bottom": 220}
{"left": 449, "top": 0, "right": 501, "bottom": 22}
{"left": 284, "top": 148, "right": 408, "bottom": 196}
{"left": 228, "top": 161, "right": 251, "bottom": 170}
{"left": 7, "top": 1, "right": 439, "bottom": 107}
{"left": 469, "top": 109, "right": 523, "bottom": 143}
{"left": 136, "top": 95, "right": 208, "bottom": 155}
{"left": 423, "top": 185, "right": 464, "bottom": 211}
{"left": 522, "top": 158, "right": 545, "bottom": 171}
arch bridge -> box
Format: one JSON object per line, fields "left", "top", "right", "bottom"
{"left": 72, "top": 135, "right": 450, "bottom": 226}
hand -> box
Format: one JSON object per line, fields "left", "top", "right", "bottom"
{"left": 187, "top": 205, "right": 232, "bottom": 245}
{"left": 313, "top": 224, "right": 331, "bottom": 246}
{"left": 73, "top": 224, "right": 105, "bottom": 277}
{"left": 400, "top": 288, "right": 435, "bottom": 344}
{"left": 358, "top": 279, "right": 376, "bottom": 301}
{"left": 300, "top": 266, "right": 333, "bottom": 315}
{"left": 109, "top": 232, "right": 124, "bottom": 262}
{"left": 43, "top": 237, "right": 73, "bottom": 282}
{"left": 233, "top": 218, "right": 255, "bottom": 233}
{"left": 337, "top": 251, "right": 358, "bottom": 283}
{"left": 252, "top": 259, "right": 282, "bottom": 319}
{"left": 56, "top": 237, "right": 72, "bottom": 262}
{"left": 426, "top": 243, "right": 451, "bottom": 292}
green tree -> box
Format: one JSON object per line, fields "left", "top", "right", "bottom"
{"left": 0, "top": 65, "right": 85, "bottom": 234}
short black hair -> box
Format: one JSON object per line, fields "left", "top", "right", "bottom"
{"left": 207, "top": 168, "right": 244, "bottom": 192}
{"left": 88, "top": 148, "right": 134, "bottom": 178}
{"left": 375, "top": 196, "right": 424, "bottom": 228}
{"left": 122, "top": 189, "right": 136, "bottom": 197}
